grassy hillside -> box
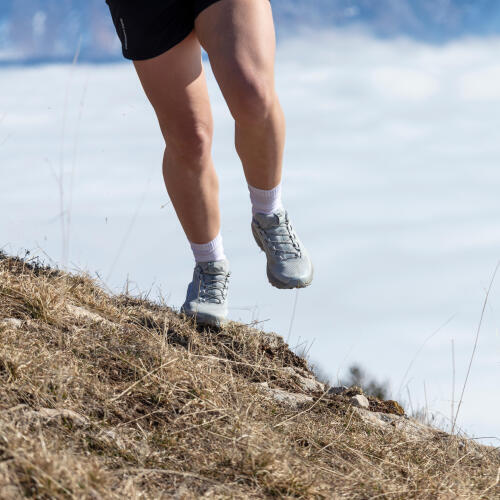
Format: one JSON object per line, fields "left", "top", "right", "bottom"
{"left": 0, "top": 251, "right": 498, "bottom": 498}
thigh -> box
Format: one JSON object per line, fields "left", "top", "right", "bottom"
{"left": 194, "top": 0, "right": 276, "bottom": 104}
{"left": 133, "top": 32, "right": 213, "bottom": 142}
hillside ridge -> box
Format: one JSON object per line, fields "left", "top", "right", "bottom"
{"left": 0, "top": 251, "right": 498, "bottom": 498}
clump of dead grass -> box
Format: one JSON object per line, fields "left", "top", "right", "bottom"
{"left": 0, "top": 251, "right": 498, "bottom": 498}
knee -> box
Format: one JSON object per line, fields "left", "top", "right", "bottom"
{"left": 162, "top": 120, "right": 213, "bottom": 169}
{"left": 227, "top": 69, "right": 275, "bottom": 125}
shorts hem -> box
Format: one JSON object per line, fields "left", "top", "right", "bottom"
{"left": 193, "top": 0, "right": 223, "bottom": 19}
{"left": 194, "top": 0, "right": 270, "bottom": 18}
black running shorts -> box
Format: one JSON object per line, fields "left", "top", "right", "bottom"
{"left": 106, "top": 0, "right": 223, "bottom": 61}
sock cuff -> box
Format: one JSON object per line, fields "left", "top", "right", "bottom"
{"left": 189, "top": 233, "right": 226, "bottom": 263}
{"left": 248, "top": 183, "right": 282, "bottom": 200}
{"left": 248, "top": 182, "right": 283, "bottom": 215}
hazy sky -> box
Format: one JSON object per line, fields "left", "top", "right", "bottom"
{"left": 1, "top": 28, "right": 500, "bottom": 444}
{"left": 3, "top": 0, "right": 500, "bottom": 62}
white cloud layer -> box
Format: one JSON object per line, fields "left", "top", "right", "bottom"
{"left": 1, "top": 29, "right": 500, "bottom": 444}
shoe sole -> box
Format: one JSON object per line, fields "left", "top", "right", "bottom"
{"left": 252, "top": 224, "right": 313, "bottom": 290}
{"left": 181, "top": 307, "right": 228, "bottom": 328}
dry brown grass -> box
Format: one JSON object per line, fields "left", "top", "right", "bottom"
{"left": 0, "top": 251, "right": 499, "bottom": 499}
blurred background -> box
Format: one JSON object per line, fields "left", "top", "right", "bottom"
{"left": 1, "top": 1, "right": 500, "bottom": 445}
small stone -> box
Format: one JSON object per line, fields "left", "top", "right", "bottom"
{"left": 328, "top": 386, "right": 348, "bottom": 395}
{"left": 350, "top": 394, "right": 369, "bottom": 409}
{"left": 0, "top": 318, "right": 23, "bottom": 328}
{"left": 67, "top": 304, "right": 106, "bottom": 323}
{"left": 258, "top": 382, "right": 313, "bottom": 408}
{"left": 98, "top": 429, "right": 127, "bottom": 450}
{"left": 282, "top": 367, "right": 325, "bottom": 392}
{"left": 345, "top": 386, "right": 364, "bottom": 396}
{"left": 31, "top": 408, "right": 89, "bottom": 426}
{"left": 299, "top": 377, "right": 324, "bottom": 392}
{"left": 270, "top": 389, "right": 313, "bottom": 407}
{"left": 261, "top": 332, "right": 283, "bottom": 348}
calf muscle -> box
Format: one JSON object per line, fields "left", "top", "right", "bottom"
{"left": 133, "top": 32, "right": 221, "bottom": 244}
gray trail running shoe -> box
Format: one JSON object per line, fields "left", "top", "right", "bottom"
{"left": 181, "top": 259, "right": 230, "bottom": 327}
{"left": 252, "top": 208, "right": 313, "bottom": 289}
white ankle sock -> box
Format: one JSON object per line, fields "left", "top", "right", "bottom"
{"left": 248, "top": 182, "right": 283, "bottom": 216}
{"left": 189, "top": 232, "right": 226, "bottom": 263}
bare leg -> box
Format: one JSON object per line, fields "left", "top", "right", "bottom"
{"left": 133, "top": 32, "right": 220, "bottom": 244}
{"left": 195, "top": 0, "right": 285, "bottom": 190}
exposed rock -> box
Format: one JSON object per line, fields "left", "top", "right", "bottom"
{"left": 25, "top": 408, "right": 89, "bottom": 426}
{"left": 355, "top": 408, "right": 435, "bottom": 440}
{"left": 282, "top": 366, "right": 325, "bottom": 393}
{"left": 328, "top": 386, "right": 348, "bottom": 395}
{"left": 258, "top": 382, "right": 313, "bottom": 408}
{"left": 67, "top": 304, "right": 107, "bottom": 323}
{"left": 97, "top": 429, "right": 128, "bottom": 450}
{"left": 261, "top": 331, "right": 283, "bottom": 349}
{"left": 350, "top": 394, "right": 370, "bottom": 409}
{"left": 299, "top": 377, "right": 324, "bottom": 393}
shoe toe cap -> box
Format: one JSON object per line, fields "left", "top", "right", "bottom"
{"left": 272, "top": 256, "right": 313, "bottom": 287}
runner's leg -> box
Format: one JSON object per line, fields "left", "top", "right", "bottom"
{"left": 195, "top": 2, "right": 313, "bottom": 290}
{"left": 133, "top": 32, "right": 220, "bottom": 245}
{"left": 195, "top": 0, "right": 285, "bottom": 191}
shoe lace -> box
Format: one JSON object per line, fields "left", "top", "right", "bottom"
{"left": 260, "top": 214, "right": 301, "bottom": 260}
{"left": 197, "top": 269, "right": 230, "bottom": 304}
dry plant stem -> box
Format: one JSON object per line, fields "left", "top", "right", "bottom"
{"left": 481, "top": 467, "right": 500, "bottom": 497}
{"left": 452, "top": 261, "right": 500, "bottom": 434}
{"left": 58, "top": 36, "right": 82, "bottom": 270}
{"left": 67, "top": 65, "right": 88, "bottom": 267}
{"left": 451, "top": 338, "right": 455, "bottom": 433}
{"left": 3, "top": 439, "right": 76, "bottom": 499}
{"left": 105, "top": 178, "right": 150, "bottom": 283}
{"left": 398, "top": 314, "right": 456, "bottom": 398}
{"left": 123, "top": 468, "right": 230, "bottom": 488}
{"left": 0, "top": 251, "right": 499, "bottom": 499}
{"left": 318, "top": 407, "right": 356, "bottom": 452}
{"left": 109, "top": 358, "right": 178, "bottom": 403}
{"left": 273, "top": 389, "right": 329, "bottom": 429}
{"left": 287, "top": 289, "right": 299, "bottom": 343}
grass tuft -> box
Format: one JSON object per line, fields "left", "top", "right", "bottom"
{"left": 0, "top": 252, "right": 498, "bottom": 498}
